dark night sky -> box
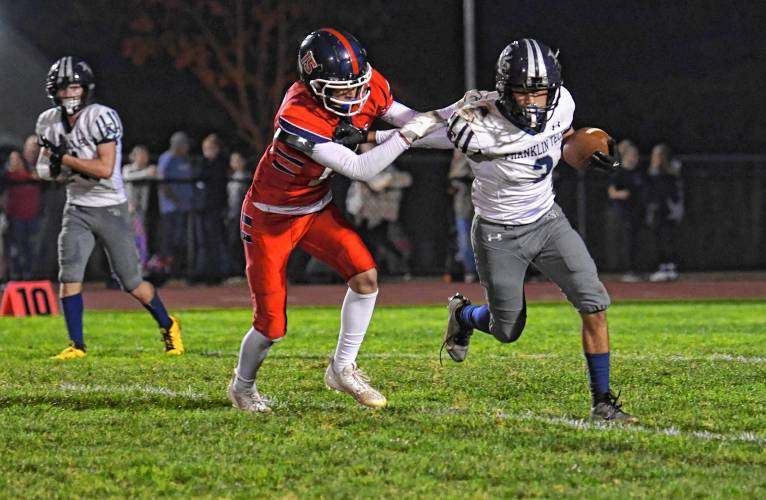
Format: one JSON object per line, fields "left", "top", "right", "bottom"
{"left": 2, "top": 0, "right": 764, "bottom": 155}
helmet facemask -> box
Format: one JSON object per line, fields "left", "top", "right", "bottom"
{"left": 495, "top": 39, "right": 562, "bottom": 133}
{"left": 503, "top": 83, "right": 560, "bottom": 133}
{"left": 309, "top": 63, "right": 372, "bottom": 117}
{"left": 56, "top": 87, "right": 88, "bottom": 116}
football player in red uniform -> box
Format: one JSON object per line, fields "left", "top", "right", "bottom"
{"left": 227, "top": 28, "right": 444, "bottom": 412}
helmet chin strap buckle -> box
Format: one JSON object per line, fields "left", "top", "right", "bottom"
{"left": 527, "top": 107, "right": 539, "bottom": 128}
{"left": 61, "top": 97, "right": 82, "bottom": 115}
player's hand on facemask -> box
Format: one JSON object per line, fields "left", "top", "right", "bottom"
{"left": 41, "top": 135, "right": 68, "bottom": 177}
{"left": 590, "top": 137, "right": 621, "bottom": 171}
{"left": 333, "top": 120, "right": 367, "bottom": 147}
{"left": 398, "top": 111, "right": 446, "bottom": 145}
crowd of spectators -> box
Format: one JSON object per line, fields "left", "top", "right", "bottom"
{"left": 606, "top": 141, "right": 684, "bottom": 282}
{"left": 0, "top": 131, "right": 685, "bottom": 285}
{"left": 0, "top": 130, "right": 255, "bottom": 286}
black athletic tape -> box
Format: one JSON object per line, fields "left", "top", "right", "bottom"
{"left": 461, "top": 131, "right": 475, "bottom": 153}
{"left": 453, "top": 123, "right": 469, "bottom": 148}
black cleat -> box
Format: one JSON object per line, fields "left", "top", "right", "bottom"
{"left": 441, "top": 293, "right": 473, "bottom": 363}
{"left": 591, "top": 391, "right": 638, "bottom": 423}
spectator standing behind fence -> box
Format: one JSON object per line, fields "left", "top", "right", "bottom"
{"left": 226, "top": 151, "right": 250, "bottom": 277}
{"left": 3, "top": 150, "right": 41, "bottom": 280}
{"left": 122, "top": 145, "right": 156, "bottom": 267}
{"left": 345, "top": 144, "right": 413, "bottom": 278}
{"left": 193, "top": 133, "right": 229, "bottom": 283}
{"left": 447, "top": 149, "right": 477, "bottom": 283}
{"left": 645, "top": 143, "right": 684, "bottom": 282}
{"left": 24, "top": 133, "right": 61, "bottom": 279}
{"left": 157, "top": 131, "right": 194, "bottom": 274}
{"left": 606, "top": 140, "right": 646, "bottom": 282}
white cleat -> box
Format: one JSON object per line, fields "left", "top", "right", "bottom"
{"left": 227, "top": 370, "right": 272, "bottom": 413}
{"left": 324, "top": 358, "right": 387, "bottom": 409}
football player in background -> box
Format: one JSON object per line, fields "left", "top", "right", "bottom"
{"left": 227, "top": 28, "right": 444, "bottom": 412}
{"left": 351, "top": 39, "right": 633, "bottom": 421}
{"left": 36, "top": 57, "right": 184, "bottom": 359}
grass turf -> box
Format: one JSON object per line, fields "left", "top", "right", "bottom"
{"left": 1, "top": 300, "right": 765, "bottom": 497}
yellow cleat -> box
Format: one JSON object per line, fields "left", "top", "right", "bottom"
{"left": 52, "top": 343, "right": 87, "bottom": 360}
{"left": 160, "top": 315, "right": 184, "bottom": 355}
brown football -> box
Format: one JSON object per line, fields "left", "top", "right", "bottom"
{"left": 562, "top": 127, "right": 611, "bottom": 170}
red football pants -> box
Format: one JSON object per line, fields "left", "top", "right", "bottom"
{"left": 241, "top": 202, "right": 376, "bottom": 339}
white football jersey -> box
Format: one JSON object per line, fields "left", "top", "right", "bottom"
{"left": 447, "top": 87, "right": 575, "bottom": 225}
{"left": 36, "top": 104, "right": 126, "bottom": 207}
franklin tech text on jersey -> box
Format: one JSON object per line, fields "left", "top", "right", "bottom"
{"left": 506, "top": 130, "right": 564, "bottom": 160}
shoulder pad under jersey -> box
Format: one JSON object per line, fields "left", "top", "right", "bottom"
{"left": 274, "top": 128, "right": 315, "bottom": 155}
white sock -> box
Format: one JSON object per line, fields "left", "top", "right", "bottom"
{"left": 234, "top": 327, "right": 273, "bottom": 391}
{"left": 333, "top": 288, "right": 378, "bottom": 372}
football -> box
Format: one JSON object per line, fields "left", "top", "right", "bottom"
{"left": 562, "top": 127, "right": 612, "bottom": 170}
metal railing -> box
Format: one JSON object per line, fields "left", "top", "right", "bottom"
{"left": 2, "top": 153, "right": 765, "bottom": 283}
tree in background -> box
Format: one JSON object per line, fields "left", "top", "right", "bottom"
{"left": 122, "top": 0, "right": 385, "bottom": 152}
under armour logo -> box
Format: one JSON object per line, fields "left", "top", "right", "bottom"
{"left": 551, "top": 121, "right": 561, "bottom": 130}
{"left": 543, "top": 210, "right": 559, "bottom": 221}
{"left": 487, "top": 233, "right": 503, "bottom": 242}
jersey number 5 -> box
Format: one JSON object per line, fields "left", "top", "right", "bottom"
{"left": 532, "top": 155, "right": 554, "bottom": 183}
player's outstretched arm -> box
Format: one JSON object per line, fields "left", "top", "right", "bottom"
{"left": 374, "top": 99, "right": 459, "bottom": 150}
{"left": 311, "top": 112, "right": 444, "bottom": 181}
{"left": 311, "top": 134, "right": 408, "bottom": 182}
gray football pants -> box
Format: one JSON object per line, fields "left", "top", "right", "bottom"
{"left": 58, "top": 202, "right": 143, "bottom": 291}
{"left": 471, "top": 203, "right": 610, "bottom": 344}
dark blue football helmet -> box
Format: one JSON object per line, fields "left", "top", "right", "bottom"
{"left": 297, "top": 28, "right": 372, "bottom": 117}
{"left": 45, "top": 56, "right": 95, "bottom": 116}
{"left": 495, "top": 38, "right": 562, "bottom": 133}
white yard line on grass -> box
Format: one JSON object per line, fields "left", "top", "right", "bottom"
{"left": 45, "top": 383, "right": 766, "bottom": 445}
{"left": 92, "top": 349, "right": 766, "bottom": 364}
{"left": 58, "top": 383, "right": 205, "bottom": 400}
{"left": 501, "top": 411, "right": 766, "bottom": 445}
{"left": 358, "top": 352, "right": 766, "bottom": 364}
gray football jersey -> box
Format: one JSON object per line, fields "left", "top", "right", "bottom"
{"left": 36, "top": 104, "right": 126, "bottom": 207}
{"left": 447, "top": 87, "right": 575, "bottom": 225}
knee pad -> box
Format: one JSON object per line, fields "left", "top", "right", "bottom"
{"left": 253, "top": 313, "right": 287, "bottom": 341}
{"left": 490, "top": 302, "right": 527, "bottom": 344}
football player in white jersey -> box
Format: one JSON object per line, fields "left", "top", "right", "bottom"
{"left": 433, "top": 39, "right": 635, "bottom": 421}
{"left": 337, "top": 39, "right": 634, "bottom": 421}
{"left": 36, "top": 56, "right": 184, "bottom": 359}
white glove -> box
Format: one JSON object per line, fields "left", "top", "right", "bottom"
{"left": 398, "top": 111, "right": 446, "bottom": 144}
{"left": 35, "top": 151, "right": 54, "bottom": 180}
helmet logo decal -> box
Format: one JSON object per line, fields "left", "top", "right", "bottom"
{"left": 301, "top": 50, "right": 321, "bottom": 75}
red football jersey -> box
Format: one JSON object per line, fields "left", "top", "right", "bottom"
{"left": 246, "top": 68, "right": 394, "bottom": 208}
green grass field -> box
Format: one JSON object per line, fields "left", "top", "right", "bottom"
{"left": 1, "top": 300, "right": 766, "bottom": 498}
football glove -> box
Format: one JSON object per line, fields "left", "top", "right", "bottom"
{"left": 398, "top": 111, "right": 445, "bottom": 145}
{"left": 333, "top": 120, "right": 367, "bottom": 147}
{"left": 590, "top": 138, "right": 621, "bottom": 171}
{"left": 41, "top": 135, "right": 68, "bottom": 177}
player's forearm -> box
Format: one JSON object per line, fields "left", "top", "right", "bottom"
{"left": 63, "top": 155, "right": 114, "bottom": 179}
{"left": 411, "top": 126, "right": 454, "bottom": 149}
{"left": 311, "top": 134, "right": 409, "bottom": 182}
{"left": 374, "top": 127, "right": 452, "bottom": 150}
{"left": 381, "top": 101, "right": 418, "bottom": 127}
{"left": 381, "top": 100, "right": 461, "bottom": 132}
